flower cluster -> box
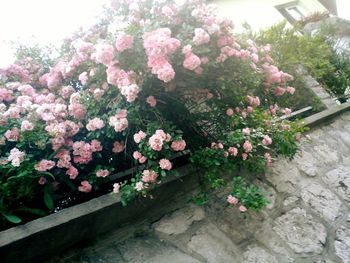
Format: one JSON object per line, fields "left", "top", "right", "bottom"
{"left": 0, "top": 0, "right": 303, "bottom": 227}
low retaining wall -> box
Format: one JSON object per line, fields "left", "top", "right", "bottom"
{"left": 0, "top": 165, "right": 198, "bottom": 263}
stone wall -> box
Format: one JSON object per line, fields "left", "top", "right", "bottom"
{"left": 48, "top": 110, "right": 350, "bottom": 263}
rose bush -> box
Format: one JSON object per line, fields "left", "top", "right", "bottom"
{"left": 0, "top": 0, "right": 304, "bottom": 228}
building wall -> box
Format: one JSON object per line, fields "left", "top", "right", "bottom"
{"left": 216, "top": 0, "right": 328, "bottom": 31}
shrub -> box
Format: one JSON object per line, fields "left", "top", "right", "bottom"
{"left": 0, "top": 0, "right": 304, "bottom": 229}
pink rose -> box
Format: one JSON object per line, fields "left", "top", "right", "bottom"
{"left": 115, "top": 34, "right": 134, "bottom": 52}
{"left": 21, "top": 120, "right": 35, "bottom": 131}
{"left": 86, "top": 118, "right": 105, "bottom": 131}
{"left": 66, "top": 165, "right": 79, "bottom": 179}
{"left": 5, "top": 127, "right": 20, "bottom": 142}
{"left": 193, "top": 28, "right": 210, "bottom": 46}
{"left": 286, "top": 86, "right": 295, "bottom": 94}
{"left": 282, "top": 108, "right": 292, "bottom": 116}
{"left": 242, "top": 128, "right": 250, "bottom": 135}
{"left": 159, "top": 158, "right": 172, "bottom": 170}
{"left": 242, "top": 153, "right": 248, "bottom": 160}
{"left": 135, "top": 181, "right": 144, "bottom": 191}
{"left": 133, "top": 130, "right": 146, "bottom": 143}
{"left": 112, "top": 141, "right": 125, "bottom": 153}
{"left": 243, "top": 140, "right": 253, "bottom": 153}
{"left": 274, "top": 87, "right": 286, "bottom": 96}
{"left": 183, "top": 53, "right": 201, "bottom": 70}
{"left": 35, "top": 160, "right": 56, "bottom": 172}
{"left": 38, "top": 177, "right": 47, "bottom": 185}
{"left": 171, "top": 140, "right": 186, "bottom": 151}
{"left": 90, "top": 139, "right": 103, "bottom": 152}
{"left": 262, "top": 135, "right": 272, "bottom": 146}
{"left": 146, "top": 96, "right": 157, "bottom": 107}
{"left": 228, "top": 147, "right": 238, "bottom": 156}
{"left": 78, "top": 180, "right": 92, "bottom": 193}
{"left": 141, "top": 170, "right": 158, "bottom": 183}
{"left": 239, "top": 205, "right": 247, "bottom": 213}
{"left": 96, "top": 169, "right": 110, "bottom": 178}
{"left": 227, "top": 195, "right": 238, "bottom": 205}
{"left": 113, "top": 183, "right": 120, "bottom": 193}
{"left": 226, "top": 108, "right": 234, "bottom": 116}
{"left": 149, "top": 134, "right": 164, "bottom": 151}
{"left": 138, "top": 156, "right": 147, "bottom": 164}
{"left": 133, "top": 151, "right": 142, "bottom": 160}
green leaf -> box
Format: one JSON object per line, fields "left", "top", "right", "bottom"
{"left": 3, "top": 213, "right": 22, "bottom": 224}
{"left": 44, "top": 188, "right": 55, "bottom": 211}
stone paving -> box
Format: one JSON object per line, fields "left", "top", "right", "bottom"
{"left": 49, "top": 111, "right": 350, "bottom": 263}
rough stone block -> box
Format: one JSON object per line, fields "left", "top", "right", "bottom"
{"left": 273, "top": 208, "right": 327, "bottom": 254}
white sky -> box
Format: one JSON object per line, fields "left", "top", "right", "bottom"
{"left": 0, "top": 0, "right": 109, "bottom": 67}
{"left": 0, "top": 0, "right": 349, "bottom": 68}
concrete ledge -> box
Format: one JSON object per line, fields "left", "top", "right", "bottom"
{"left": 303, "top": 101, "right": 350, "bottom": 128}
{"left": 0, "top": 165, "right": 198, "bottom": 263}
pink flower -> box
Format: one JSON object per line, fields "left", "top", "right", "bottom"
{"left": 282, "top": 108, "right": 292, "bottom": 116}
{"left": 66, "top": 165, "right": 79, "bottom": 179}
{"left": 226, "top": 108, "right": 234, "bottom": 116}
{"left": 228, "top": 147, "right": 238, "bottom": 156}
{"left": 146, "top": 95, "right": 157, "bottom": 107}
{"left": 35, "top": 160, "right": 56, "bottom": 172}
{"left": 86, "top": 118, "right": 105, "bottom": 131}
{"left": 91, "top": 140, "right": 103, "bottom": 152}
{"left": 7, "top": 148, "right": 25, "bottom": 167}
{"left": 21, "top": 120, "right": 35, "bottom": 131}
{"left": 133, "top": 151, "right": 142, "bottom": 160}
{"left": 242, "top": 128, "right": 250, "bottom": 135}
{"left": 138, "top": 156, "right": 147, "bottom": 164}
{"left": 92, "top": 43, "right": 115, "bottom": 65}
{"left": 264, "top": 152, "right": 273, "bottom": 167}
{"left": 247, "top": 95, "right": 261, "bottom": 107}
{"left": 227, "top": 195, "right": 238, "bottom": 205}
{"left": 78, "top": 72, "right": 88, "bottom": 85}
{"left": 211, "top": 142, "right": 224, "bottom": 149}
{"left": 112, "top": 141, "right": 125, "bottom": 153}
{"left": 193, "top": 28, "right": 210, "bottom": 46}
{"left": 201, "top": 56, "right": 209, "bottom": 64}
{"left": 5, "top": 127, "right": 20, "bottom": 141}
{"left": 182, "top": 45, "right": 192, "bottom": 55}
{"left": 171, "top": 140, "right": 186, "bottom": 151}
{"left": 262, "top": 135, "right": 272, "bottom": 146}
{"left": 141, "top": 170, "right": 158, "bottom": 183}
{"left": 121, "top": 84, "right": 140, "bottom": 103}
{"left": 109, "top": 114, "right": 128, "bottom": 133}
{"left": 286, "top": 86, "right": 295, "bottom": 95}
{"left": 159, "top": 158, "right": 172, "bottom": 170}
{"left": 274, "top": 86, "right": 286, "bottom": 96}
{"left": 246, "top": 106, "right": 253, "bottom": 113}
{"left": 113, "top": 183, "right": 120, "bottom": 193}
{"left": 0, "top": 88, "right": 14, "bottom": 102}
{"left": 115, "top": 34, "right": 134, "bottom": 52}
{"left": 243, "top": 140, "right": 253, "bottom": 153}
{"left": 242, "top": 153, "right": 248, "bottom": 160}
{"left": 149, "top": 134, "right": 164, "bottom": 151}
{"left": 239, "top": 205, "right": 248, "bottom": 213}
{"left": 133, "top": 130, "right": 146, "bottom": 143}
{"left": 183, "top": 53, "right": 201, "bottom": 70}
{"left": 135, "top": 181, "right": 144, "bottom": 191}
{"left": 68, "top": 103, "right": 86, "bottom": 119}
{"left": 96, "top": 169, "right": 110, "bottom": 178}
{"left": 161, "top": 5, "right": 174, "bottom": 17}
{"left": 78, "top": 181, "right": 92, "bottom": 193}
{"left": 38, "top": 177, "right": 47, "bottom": 185}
